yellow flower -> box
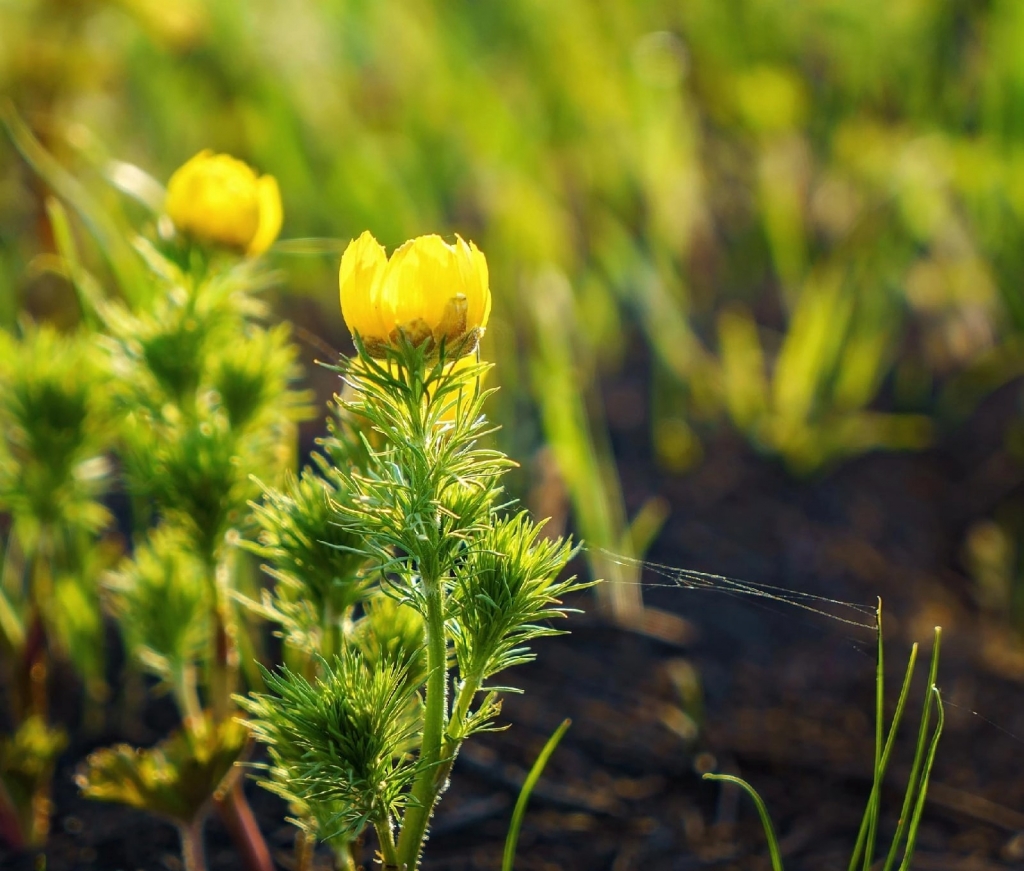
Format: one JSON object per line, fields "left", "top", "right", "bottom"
{"left": 165, "top": 150, "right": 282, "bottom": 256}
{"left": 339, "top": 231, "right": 491, "bottom": 357}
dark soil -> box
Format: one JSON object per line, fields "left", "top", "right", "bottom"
{"left": 5, "top": 355, "right": 1024, "bottom": 871}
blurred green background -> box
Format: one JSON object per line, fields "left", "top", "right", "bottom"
{"left": 4, "top": 0, "right": 1024, "bottom": 615}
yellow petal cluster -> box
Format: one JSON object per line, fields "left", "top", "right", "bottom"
{"left": 339, "top": 232, "right": 491, "bottom": 357}
{"left": 165, "top": 150, "right": 282, "bottom": 256}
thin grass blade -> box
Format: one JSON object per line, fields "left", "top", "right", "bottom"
{"left": 502, "top": 718, "right": 571, "bottom": 871}
{"left": 884, "top": 627, "right": 942, "bottom": 871}
{"left": 703, "top": 774, "right": 784, "bottom": 871}
{"left": 897, "top": 685, "right": 944, "bottom": 871}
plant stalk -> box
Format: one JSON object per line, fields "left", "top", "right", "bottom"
{"left": 179, "top": 818, "right": 209, "bottom": 871}
{"left": 395, "top": 577, "right": 448, "bottom": 869}
{"left": 207, "top": 554, "right": 238, "bottom": 724}
{"left": 374, "top": 814, "right": 400, "bottom": 869}
{"left": 173, "top": 662, "right": 206, "bottom": 739}
{"left": 295, "top": 828, "right": 315, "bottom": 871}
{"left": 214, "top": 780, "right": 274, "bottom": 871}
{"left": 0, "top": 779, "right": 25, "bottom": 850}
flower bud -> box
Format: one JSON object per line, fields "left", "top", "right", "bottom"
{"left": 339, "top": 231, "right": 491, "bottom": 358}
{"left": 165, "top": 150, "right": 282, "bottom": 256}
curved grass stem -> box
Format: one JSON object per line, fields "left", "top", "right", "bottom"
{"left": 703, "top": 773, "right": 784, "bottom": 871}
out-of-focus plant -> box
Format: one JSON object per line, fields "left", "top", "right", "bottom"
{"left": 80, "top": 526, "right": 250, "bottom": 868}
{"left": 963, "top": 511, "right": 1024, "bottom": 644}
{"left": 10, "top": 143, "right": 316, "bottom": 871}
{"left": 705, "top": 607, "right": 943, "bottom": 871}
{"left": 10, "top": 0, "right": 1024, "bottom": 627}
{"left": 239, "top": 232, "right": 589, "bottom": 871}
{"left": 710, "top": 289, "right": 933, "bottom": 473}
{"left": 0, "top": 323, "right": 114, "bottom": 847}
{"left": 12, "top": 0, "right": 1024, "bottom": 623}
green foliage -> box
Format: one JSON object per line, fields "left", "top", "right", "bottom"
{"left": 0, "top": 715, "right": 67, "bottom": 843}
{"left": 240, "top": 651, "right": 420, "bottom": 841}
{"left": 211, "top": 323, "right": 305, "bottom": 432}
{"left": 0, "top": 316, "right": 116, "bottom": 847}
{"left": 123, "top": 411, "right": 256, "bottom": 559}
{"left": 240, "top": 341, "right": 587, "bottom": 867}
{"left": 0, "top": 325, "right": 112, "bottom": 544}
{"left": 76, "top": 719, "right": 249, "bottom": 827}
{"left": 330, "top": 343, "right": 512, "bottom": 589}
{"left": 96, "top": 243, "right": 311, "bottom": 561}
{"left": 0, "top": 130, "right": 313, "bottom": 862}
{"left": 105, "top": 524, "right": 212, "bottom": 683}
{"left": 352, "top": 594, "right": 428, "bottom": 695}
{"left": 244, "top": 465, "right": 369, "bottom": 652}
{"left": 50, "top": 550, "right": 117, "bottom": 693}
{"left": 451, "top": 513, "right": 580, "bottom": 683}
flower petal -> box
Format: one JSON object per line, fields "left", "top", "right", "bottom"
{"left": 247, "top": 175, "right": 283, "bottom": 256}
{"left": 456, "top": 235, "right": 490, "bottom": 331}
{"left": 381, "top": 235, "right": 455, "bottom": 334}
{"left": 339, "top": 231, "right": 388, "bottom": 341}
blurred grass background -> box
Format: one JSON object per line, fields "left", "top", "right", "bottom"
{"left": 4, "top": 0, "right": 1024, "bottom": 618}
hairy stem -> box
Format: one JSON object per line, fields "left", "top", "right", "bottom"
{"left": 395, "top": 578, "right": 448, "bottom": 869}
{"left": 374, "top": 814, "right": 399, "bottom": 869}
{"left": 448, "top": 669, "right": 484, "bottom": 746}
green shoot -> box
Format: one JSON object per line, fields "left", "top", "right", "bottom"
{"left": 703, "top": 608, "right": 943, "bottom": 871}
{"left": 503, "top": 718, "right": 572, "bottom": 871}
{"left": 702, "top": 774, "right": 783, "bottom": 871}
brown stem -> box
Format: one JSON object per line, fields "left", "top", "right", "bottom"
{"left": 179, "top": 818, "right": 208, "bottom": 871}
{"left": 29, "top": 768, "right": 54, "bottom": 846}
{"left": 19, "top": 607, "right": 48, "bottom": 724}
{"left": 209, "top": 587, "right": 232, "bottom": 724}
{"left": 295, "top": 828, "right": 315, "bottom": 871}
{"left": 214, "top": 780, "right": 274, "bottom": 871}
{"left": 0, "top": 779, "right": 25, "bottom": 850}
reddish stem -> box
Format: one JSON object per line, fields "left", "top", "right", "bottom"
{"left": 0, "top": 780, "right": 25, "bottom": 850}
{"left": 214, "top": 780, "right": 274, "bottom": 871}
{"left": 179, "top": 817, "right": 209, "bottom": 871}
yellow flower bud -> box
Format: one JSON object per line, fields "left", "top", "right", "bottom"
{"left": 339, "top": 231, "right": 491, "bottom": 357}
{"left": 165, "top": 150, "right": 283, "bottom": 256}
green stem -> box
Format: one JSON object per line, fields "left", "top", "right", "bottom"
{"left": 173, "top": 662, "right": 205, "bottom": 737}
{"left": 703, "top": 774, "right": 784, "bottom": 871}
{"left": 864, "top": 599, "right": 885, "bottom": 871}
{"left": 395, "top": 578, "right": 449, "bottom": 869}
{"left": 449, "top": 670, "right": 483, "bottom": 739}
{"left": 321, "top": 601, "right": 342, "bottom": 663}
{"left": 374, "top": 814, "right": 400, "bottom": 869}
{"left": 206, "top": 555, "right": 236, "bottom": 724}
{"left": 330, "top": 846, "right": 354, "bottom": 871}
{"left": 884, "top": 628, "right": 943, "bottom": 871}
{"left": 23, "top": 535, "right": 52, "bottom": 722}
